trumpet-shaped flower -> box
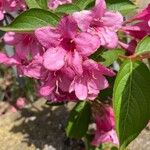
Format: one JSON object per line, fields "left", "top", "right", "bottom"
{"left": 69, "top": 59, "right": 115, "bottom": 100}
{"left": 92, "top": 105, "right": 119, "bottom": 146}
{"left": 35, "top": 16, "right": 100, "bottom": 75}
{"left": 72, "top": 0, "right": 123, "bottom": 49}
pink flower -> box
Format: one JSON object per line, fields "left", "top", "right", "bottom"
{"left": 39, "top": 67, "right": 74, "bottom": 96}
{"left": 0, "top": 0, "right": 26, "bottom": 20}
{"left": 95, "top": 106, "right": 115, "bottom": 131}
{"left": 35, "top": 16, "right": 100, "bottom": 75}
{"left": 0, "top": 32, "right": 44, "bottom": 79}
{"left": 72, "top": 0, "right": 123, "bottom": 49}
{"left": 122, "top": 4, "right": 150, "bottom": 40}
{"left": 69, "top": 59, "right": 115, "bottom": 100}
{"left": 92, "top": 129, "right": 119, "bottom": 146}
{"left": 48, "top": 0, "right": 72, "bottom": 10}
{"left": 16, "top": 97, "right": 26, "bottom": 109}
{"left": 38, "top": 67, "right": 77, "bottom": 102}
{"left": 92, "top": 105, "right": 119, "bottom": 146}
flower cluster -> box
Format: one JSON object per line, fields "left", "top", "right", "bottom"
{"left": 0, "top": 0, "right": 26, "bottom": 20}
{"left": 0, "top": 0, "right": 123, "bottom": 102}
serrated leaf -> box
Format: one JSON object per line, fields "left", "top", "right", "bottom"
{"left": 66, "top": 101, "right": 91, "bottom": 138}
{"left": 135, "top": 36, "right": 150, "bottom": 55}
{"left": 106, "top": 0, "right": 137, "bottom": 15}
{"left": 0, "top": 8, "right": 59, "bottom": 32}
{"left": 91, "top": 49, "right": 124, "bottom": 67}
{"left": 25, "top": 0, "right": 48, "bottom": 9}
{"left": 55, "top": 3, "right": 81, "bottom": 14}
{"left": 113, "top": 60, "right": 150, "bottom": 149}
{"left": 75, "top": 0, "right": 94, "bottom": 10}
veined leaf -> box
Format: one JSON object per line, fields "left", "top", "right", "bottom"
{"left": 106, "top": 0, "right": 137, "bottom": 15}
{"left": 0, "top": 9, "right": 59, "bottom": 32}
{"left": 75, "top": 0, "right": 94, "bottom": 10}
{"left": 55, "top": 3, "right": 81, "bottom": 14}
{"left": 113, "top": 60, "right": 150, "bottom": 149}
{"left": 25, "top": 0, "right": 48, "bottom": 9}
{"left": 135, "top": 36, "right": 150, "bottom": 55}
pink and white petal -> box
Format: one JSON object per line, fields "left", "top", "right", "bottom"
{"left": 94, "top": 73, "right": 109, "bottom": 90}
{"left": 75, "top": 32, "right": 100, "bottom": 56}
{"left": 43, "top": 47, "right": 66, "bottom": 71}
{"left": 72, "top": 10, "right": 93, "bottom": 31}
{"left": 35, "top": 26, "right": 61, "bottom": 48}
{"left": 87, "top": 73, "right": 108, "bottom": 97}
{"left": 93, "top": 0, "right": 106, "bottom": 19}
{"left": 102, "top": 11, "right": 123, "bottom": 30}
{"left": 69, "top": 79, "right": 75, "bottom": 93}
{"left": 69, "top": 51, "right": 83, "bottom": 75}
{"left": 75, "top": 78, "right": 88, "bottom": 100}
{"left": 39, "top": 83, "right": 55, "bottom": 96}
{"left": 98, "top": 27, "right": 119, "bottom": 49}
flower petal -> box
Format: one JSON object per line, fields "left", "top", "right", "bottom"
{"left": 102, "top": 11, "right": 123, "bottom": 30}
{"left": 75, "top": 32, "right": 100, "bottom": 56}
{"left": 35, "top": 26, "right": 61, "bottom": 48}
{"left": 75, "top": 78, "right": 88, "bottom": 100}
{"left": 93, "top": 0, "right": 106, "bottom": 19}
{"left": 43, "top": 47, "right": 66, "bottom": 71}
{"left": 72, "top": 10, "right": 93, "bottom": 31}
{"left": 97, "top": 27, "right": 119, "bottom": 49}
{"left": 58, "top": 16, "right": 78, "bottom": 39}
{"left": 0, "top": 52, "right": 20, "bottom": 65}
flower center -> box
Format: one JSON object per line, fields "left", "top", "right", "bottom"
{"left": 61, "top": 38, "right": 76, "bottom": 51}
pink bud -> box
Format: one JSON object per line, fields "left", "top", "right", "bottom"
{"left": 16, "top": 97, "right": 26, "bottom": 109}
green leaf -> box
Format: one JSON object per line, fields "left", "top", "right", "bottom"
{"left": 106, "top": 0, "right": 137, "bottom": 15}
{"left": 100, "top": 49, "right": 125, "bottom": 66}
{"left": 0, "top": 8, "right": 59, "bottom": 32}
{"left": 55, "top": 3, "right": 81, "bottom": 14}
{"left": 75, "top": 0, "right": 94, "bottom": 10}
{"left": 135, "top": 36, "right": 150, "bottom": 55}
{"left": 91, "top": 49, "right": 124, "bottom": 67}
{"left": 113, "top": 60, "right": 150, "bottom": 149}
{"left": 66, "top": 101, "right": 91, "bottom": 138}
{"left": 25, "top": 0, "right": 48, "bottom": 9}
